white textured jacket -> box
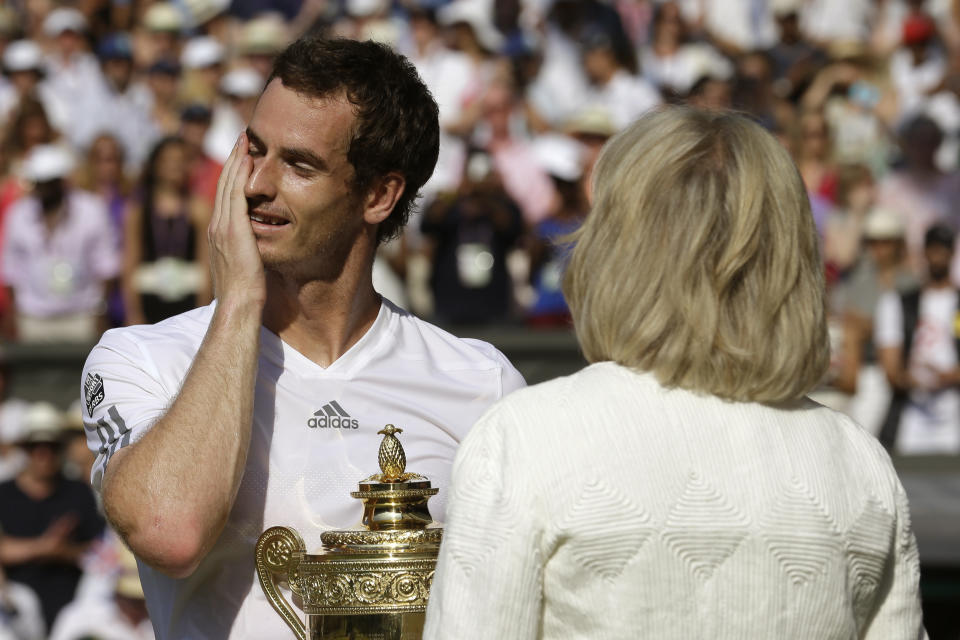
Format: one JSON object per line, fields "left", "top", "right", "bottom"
{"left": 425, "top": 362, "right": 926, "bottom": 640}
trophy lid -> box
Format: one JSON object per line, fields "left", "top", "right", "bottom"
{"left": 319, "top": 425, "right": 442, "bottom": 554}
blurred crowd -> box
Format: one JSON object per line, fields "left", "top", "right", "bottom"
{"left": 1, "top": 0, "right": 960, "bottom": 637}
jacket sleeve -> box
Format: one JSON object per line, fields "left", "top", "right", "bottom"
{"left": 423, "top": 404, "right": 544, "bottom": 639}
{"left": 861, "top": 474, "right": 927, "bottom": 640}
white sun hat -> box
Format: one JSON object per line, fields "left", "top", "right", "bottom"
{"left": 181, "top": 36, "right": 224, "bottom": 69}
{"left": 3, "top": 40, "right": 45, "bottom": 73}
{"left": 220, "top": 67, "right": 264, "bottom": 98}
{"left": 43, "top": 8, "right": 88, "bottom": 37}
{"left": 21, "top": 144, "right": 75, "bottom": 182}
{"left": 439, "top": 0, "right": 505, "bottom": 53}
{"left": 531, "top": 133, "right": 584, "bottom": 182}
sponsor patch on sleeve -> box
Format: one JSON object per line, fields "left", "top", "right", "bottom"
{"left": 84, "top": 373, "right": 105, "bottom": 416}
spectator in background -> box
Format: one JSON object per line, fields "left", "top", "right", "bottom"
{"left": 890, "top": 11, "right": 946, "bottom": 119}
{"left": 686, "top": 73, "right": 733, "bottom": 110}
{"left": 824, "top": 163, "right": 876, "bottom": 281}
{"left": 0, "top": 96, "right": 57, "bottom": 325}
{"left": 180, "top": 104, "right": 221, "bottom": 209}
{"left": 41, "top": 9, "right": 106, "bottom": 151}
{"left": 791, "top": 109, "right": 839, "bottom": 234}
{"left": 925, "top": 45, "right": 960, "bottom": 172}
{"left": 91, "top": 33, "right": 157, "bottom": 173}
{"left": 136, "top": 3, "right": 184, "bottom": 69}
{"left": 581, "top": 27, "right": 661, "bottom": 129}
{"left": 238, "top": 14, "right": 289, "bottom": 79}
{"left": 766, "top": 0, "right": 825, "bottom": 102}
{"left": 681, "top": 0, "right": 777, "bottom": 54}
{"left": 475, "top": 78, "right": 555, "bottom": 225}
{"left": 437, "top": 0, "right": 506, "bottom": 138}
{"left": 877, "top": 222, "right": 960, "bottom": 454}
{"left": 179, "top": 36, "right": 225, "bottom": 108}
{"left": 1, "top": 97, "right": 57, "bottom": 182}
{"left": 834, "top": 207, "right": 917, "bottom": 437}
{"left": 876, "top": 115, "right": 960, "bottom": 276}
{"left": 564, "top": 105, "right": 617, "bottom": 203}
{"left": 524, "top": 2, "right": 592, "bottom": 131}
{"left": 408, "top": 6, "right": 474, "bottom": 201}
{"left": 0, "top": 400, "right": 28, "bottom": 483}
{"left": 422, "top": 146, "right": 524, "bottom": 325}
{"left": 0, "top": 40, "right": 68, "bottom": 133}
{"left": 731, "top": 50, "right": 783, "bottom": 130}
{"left": 527, "top": 134, "right": 586, "bottom": 327}
{"left": 144, "top": 59, "right": 182, "bottom": 138}
{"left": 0, "top": 402, "right": 105, "bottom": 631}
{"left": 49, "top": 539, "right": 152, "bottom": 640}
{"left": 640, "top": 1, "right": 731, "bottom": 98}
{"left": 2, "top": 145, "right": 119, "bottom": 343}
{"left": 61, "top": 404, "right": 94, "bottom": 487}
{"left": 122, "top": 136, "right": 210, "bottom": 326}
{"left": 75, "top": 133, "right": 131, "bottom": 328}
{"left": 809, "top": 51, "right": 894, "bottom": 175}
{"left": 0, "top": 564, "right": 44, "bottom": 640}
{"left": 204, "top": 67, "right": 264, "bottom": 164}
{"left": 794, "top": 109, "right": 839, "bottom": 199}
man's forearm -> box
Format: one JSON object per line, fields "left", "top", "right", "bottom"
{"left": 102, "top": 300, "right": 261, "bottom": 578}
{"left": 0, "top": 537, "right": 87, "bottom": 566}
{"left": 0, "top": 537, "right": 45, "bottom": 565}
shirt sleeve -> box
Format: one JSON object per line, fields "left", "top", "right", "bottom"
{"left": 874, "top": 291, "right": 904, "bottom": 349}
{"left": 423, "top": 403, "right": 543, "bottom": 640}
{"left": 460, "top": 339, "right": 527, "bottom": 399}
{"left": 80, "top": 330, "right": 172, "bottom": 494}
{"left": 499, "top": 354, "right": 526, "bottom": 398}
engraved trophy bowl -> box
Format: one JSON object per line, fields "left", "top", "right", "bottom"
{"left": 255, "top": 425, "right": 443, "bottom": 640}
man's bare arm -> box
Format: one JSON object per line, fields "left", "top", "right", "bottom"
{"left": 101, "top": 135, "right": 265, "bottom": 579}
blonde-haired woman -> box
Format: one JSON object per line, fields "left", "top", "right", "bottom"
{"left": 424, "top": 108, "right": 925, "bottom": 639}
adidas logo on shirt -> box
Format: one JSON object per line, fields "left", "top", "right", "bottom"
{"left": 308, "top": 401, "right": 359, "bottom": 429}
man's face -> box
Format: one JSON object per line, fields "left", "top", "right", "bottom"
{"left": 22, "top": 441, "right": 62, "bottom": 480}
{"left": 244, "top": 79, "right": 365, "bottom": 280}
{"left": 925, "top": 243, "right": 953, "bottom": 282}
{"left": 103, "top": 57, "right": 132, "bottom": 91}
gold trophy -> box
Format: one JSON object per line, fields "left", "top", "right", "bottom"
{"left": 255, "top": 425, "right": 442, "bottom": 640}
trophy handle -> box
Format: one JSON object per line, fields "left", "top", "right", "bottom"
{"left": 255, "top": 526, "right": 307, "bottom": 640}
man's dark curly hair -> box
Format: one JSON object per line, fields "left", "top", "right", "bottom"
{"left": 268, "top": 37, "right": 440, "bottom": 245}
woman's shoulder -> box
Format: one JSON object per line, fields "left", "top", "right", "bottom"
{"left": 495, "top": 361, "right": 650, "bottom": 409}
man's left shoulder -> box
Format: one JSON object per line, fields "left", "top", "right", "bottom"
{"left": 387, "top": 303, "right": 526, "bottom": 395}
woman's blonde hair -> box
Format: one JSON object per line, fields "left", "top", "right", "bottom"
{"left": 564, "top": 107, "right": 828, "bottom": 403}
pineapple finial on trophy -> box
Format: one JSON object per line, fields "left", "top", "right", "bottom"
{"left": 377, "top": 425, "right": 406, "bottom": 481}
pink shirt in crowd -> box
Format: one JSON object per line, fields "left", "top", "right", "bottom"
{"left": 2, "top": 190, "right": 120, "bottom": 317}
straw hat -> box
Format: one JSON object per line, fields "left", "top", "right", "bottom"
{"left": 143, "top": 2, "right": 184, "bottom": 33}
{"left": 18, "top": 402, "right": 66, "bottom": 445}
{"left": 239, "top": 14, "right": 289, "bottom": 55}
{"left": 115, "top": 543, "right": 145, "bottom": 599}
{"left": 863, "top": 207, "right": 905, "bottom": 241}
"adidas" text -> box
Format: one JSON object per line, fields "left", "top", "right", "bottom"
{"left": 308, "top": 415, "right": 359, "bottom": 429}
{"left": 308, "top": 400, "right": 359, "bottom": 429}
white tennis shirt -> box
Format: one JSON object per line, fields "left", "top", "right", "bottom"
{"left": 81, "top": 299, "right": 525, "bottom": 640}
